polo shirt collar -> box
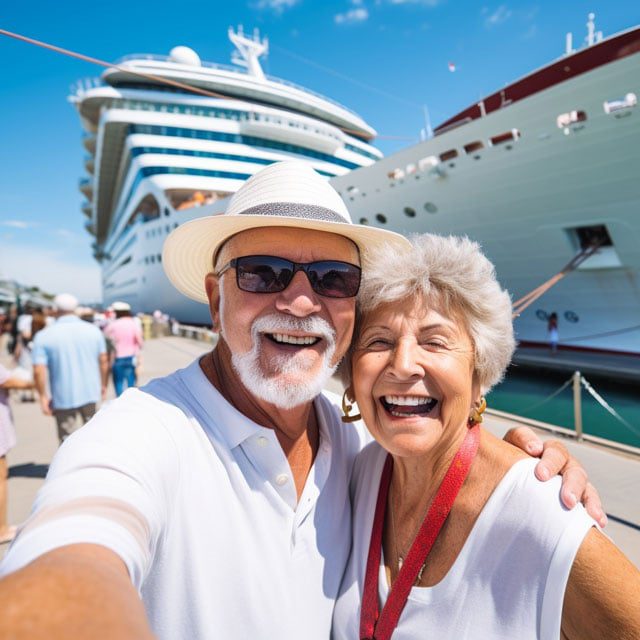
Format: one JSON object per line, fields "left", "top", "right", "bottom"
{"left": 179, "top": 358, "right": 270, "bottom": 449}
{"left": 178, "top": 358, "right": 331, "bottom": 453}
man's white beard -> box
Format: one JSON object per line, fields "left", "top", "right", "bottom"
{"left": 227, "top": 314, "right": 337, "bottom": 410}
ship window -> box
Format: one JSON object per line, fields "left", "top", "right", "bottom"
{"left": 439, "top": 149, "right": 458, "bottom": 162}
{"left": 130, "top": 194, "right": 160, "bottom": 225}
{"left": 376, "top": 214, "right": 387, "bottom": 224}
{"left": 359, "top": 217, "right": 369, "bottom": 225}
{"left": 490, "top": 130, "right": 520, "bottom": 146}
{"left": 157, "top": 254, "right": 162, "bottom": 263}
{"left": 570, "top": 224, "right": 613, "bottom": 251}
{"left": 464, "top": 141, "right": 484, "bottom": 154}
{"left": 418, "top": 156, "right": 438, "bottom": 171}
{"left": 556, "top": 111, "right": 587, "bottom": 128}
{"left": 404, "top": 207, "right": 416, "bottom": 218}
{"left": 603, "top": 93, "right": 637, "bottom": 115}
{"left": 423, "top": 202, "right": 438, "bottom": 214}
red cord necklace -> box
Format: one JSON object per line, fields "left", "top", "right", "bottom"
{"left": 359, "top": 423, "right": 481, "bottom": 640}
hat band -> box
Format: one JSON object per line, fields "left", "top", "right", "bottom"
{"left": 236, "top": 202, "right": 349, "bottom": 224}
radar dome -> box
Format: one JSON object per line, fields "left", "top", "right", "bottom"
{"left": 169, "top": 46, "right": 201, "bottom": 66}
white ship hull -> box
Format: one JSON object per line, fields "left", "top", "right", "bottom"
{"left": 79, "top": 26, "right": 640, "bottom": 354}
{"left": 331, "top": 48, "right": 640, "bottom": 354}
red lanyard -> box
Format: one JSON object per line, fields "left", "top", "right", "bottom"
{"left": 359, "top": 424, "right": 481, "bottom": 640}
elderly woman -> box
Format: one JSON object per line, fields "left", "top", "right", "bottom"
{"left": 333, "top": 234, "right": 640, "bottom": 639}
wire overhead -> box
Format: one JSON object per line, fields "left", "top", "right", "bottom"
{"left": 0, "top": 28, "right": 403, "bottom": 140}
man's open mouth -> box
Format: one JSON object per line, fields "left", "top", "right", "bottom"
{"left": 264, "top": 333, "right": 322, "bottom": 347}
{"left": 380, "top": 395, "right": 438, "bottom": 418}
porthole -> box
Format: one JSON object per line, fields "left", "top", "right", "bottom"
{"left": 359, "top": 217, "right": 369, "bottom": 225}
{"left": 404, "top": 207, "right": 416, "bottom": 218}
{"left": 376, "top": 213, "right": 387, "bottom": 224}
{"left": 423, "top": 202, "right": 438, "bottom": 214}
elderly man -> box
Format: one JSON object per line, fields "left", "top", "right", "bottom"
{"left": 0, "top": 163, "right": 601, "bottom": 638}
{"left": 31, "top": 293, "right": 109, "bottom": 443}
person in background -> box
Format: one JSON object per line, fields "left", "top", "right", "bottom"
{"left": 104, "top": 301, "right": 144, "bottom": 396}
{"left": 548, "top": 311, "right": 559, "bottom": 353}
{"left": 12, "top": 308, "right": 47, "bottom": 401}
{"left": 0, "top": 364, "right": 35, "bottom": 544}
{"left": 32, "top": 293, "right": 109, "bottom": 443}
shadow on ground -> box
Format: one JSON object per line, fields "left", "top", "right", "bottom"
{"left": 9, "top": 463, "right": 49, "bottom": 479}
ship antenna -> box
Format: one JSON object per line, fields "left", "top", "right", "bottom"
{"left": 228, "top": 25, "right": 269, "bottom": 80}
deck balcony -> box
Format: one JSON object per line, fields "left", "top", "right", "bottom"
{"left": 81, "top": 201, "right": 92, "bottom": 217}
{"left": 82, "top": 132, "right": 96, "bottom": 153}
{"left": 79, "top": 177, "right": 94, "bottom": 198}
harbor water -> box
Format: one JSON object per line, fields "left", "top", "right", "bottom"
{"left": 488, "top": 367, "right": 640, "bottom": 449}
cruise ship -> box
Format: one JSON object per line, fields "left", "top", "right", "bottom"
{"left": 72, "top": 26, "right": 382, "bottom": 323}
{"left": 74, "top": 18, "right": 640, "bottom": 354}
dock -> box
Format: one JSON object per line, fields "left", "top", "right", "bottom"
{"left": 2, "top": 336, "right": 639, "bottom": 569}
{"left": 513, "top": 345, "right": 640, "bottom": 383}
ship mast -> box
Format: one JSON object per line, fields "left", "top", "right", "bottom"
{"left": 228, "top": 25, "right": 269, "bottom": 80}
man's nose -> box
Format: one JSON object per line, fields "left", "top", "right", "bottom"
{"left": 388, "top": 339, "right": 425, "bottom": 380}
{"left": 274, "top": 270, "right": 322, "bottom": 317}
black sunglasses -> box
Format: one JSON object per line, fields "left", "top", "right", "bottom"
{"left": 216, "top": 255, "right": 361, "bottom": 299}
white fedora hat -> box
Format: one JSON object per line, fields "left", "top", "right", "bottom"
{"left": 163, "top": 161, "right": 410, "bottom": 303}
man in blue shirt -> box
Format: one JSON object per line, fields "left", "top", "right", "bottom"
{"left": 32, "top": 293, "right": 108, "bottom": 442}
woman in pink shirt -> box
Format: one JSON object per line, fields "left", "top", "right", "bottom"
{"left": 104, "top": 302, "right": 143, "bottom": 397}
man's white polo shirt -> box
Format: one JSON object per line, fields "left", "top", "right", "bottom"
{"left": 1, "top": 359, "right": 370, "bottom": 639}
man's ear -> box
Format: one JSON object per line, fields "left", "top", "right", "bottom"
{"left": 205, "top": 273, "right": 221, "bottom": 332}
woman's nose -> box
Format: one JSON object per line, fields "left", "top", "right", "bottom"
{"left": 388, "top": 339, "right": 425, "bottom": 379}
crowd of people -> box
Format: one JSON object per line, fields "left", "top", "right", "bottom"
{"left": 0, "top": 161, "right": 637, "bottom": 638}
{"left": 0, "top": 296, "right": 150, "bottom": 545}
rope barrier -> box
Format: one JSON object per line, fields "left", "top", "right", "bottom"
{"left": 516, "top": 375, "right": 574, "bottom": 414}
{"left": 580, "top": 374, "right": 640, "bottom": 437}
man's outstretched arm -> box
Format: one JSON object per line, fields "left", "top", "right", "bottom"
{"left": 0, "top": 544, "right": 154, "bottom": 639}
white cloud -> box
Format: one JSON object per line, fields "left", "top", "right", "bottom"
{"left": 0, "top": 242, "right": 102, "bottom": 303}
{"left": 484, "top": 4, "right": 512, "bottom": 27}
{"left": 335, "top": 7, "right": 369, "bottom": 24}
{"left": 254, "top": 0, "right": 300, "bottom": 12}
{"left": 1, "top": 220, "right": 33, "bottom": 229}
{"left": 523, "top": 23, "right": 537, "bottom": 39}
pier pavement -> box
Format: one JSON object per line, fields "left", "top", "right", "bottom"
{"left": 2, "top": 336, "right": 639, "bottom": 568}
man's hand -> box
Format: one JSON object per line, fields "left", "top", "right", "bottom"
{"left": 504, "top": 426, "right": 607, "bottom": 528}
{"left": 39, "top": 394, "right": 53, "bottom": 416}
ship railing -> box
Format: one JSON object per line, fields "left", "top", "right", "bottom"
{"left": 113, "top": 54, "right": 360, "bottom": 117}
{"left": 488, "top": 371, "right": 640, "bottom": 457}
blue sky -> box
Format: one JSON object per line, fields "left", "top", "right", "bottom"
{"left": 0, "top": 1, "right": 637, "bottom": 302}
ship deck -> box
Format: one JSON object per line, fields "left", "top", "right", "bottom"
{"left": 513, "top": 346, "right": 640, "bottom": 382}
{"left": 2, "top": 336, "right": 638, "bottom": 569}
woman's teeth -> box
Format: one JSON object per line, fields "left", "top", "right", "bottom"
{"left": 269, "top": 333, "right": 319, "bottom": 346}
{"left": 381, "top": 395, "right": 438, "bottom": 417}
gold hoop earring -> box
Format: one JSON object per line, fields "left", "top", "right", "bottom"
{"left": 341, "top": 390, "right": 361, "bottom": 424}
{"left": 469, "top": 397, "right": 487, "bottom": 424}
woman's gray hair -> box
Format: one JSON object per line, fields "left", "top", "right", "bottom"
{"left": 342, "top": 233, "right": 515, "bottom": 394}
